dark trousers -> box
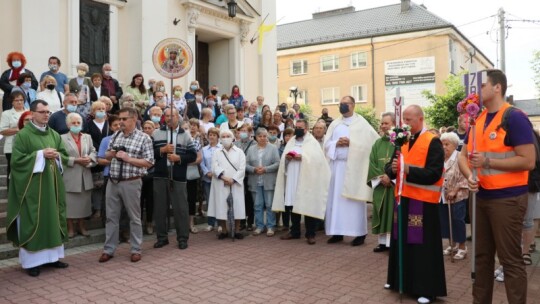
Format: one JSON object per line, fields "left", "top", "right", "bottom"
{"left": 153, "top": 178, "right": 189, "bottom": 243}
{"left": 282, "top": 206, "right": 292, "bottom": 228}
{"left": 288, "top": 206, "right": 319, "bottom": 238}
{"left": 140, "top": 177, "right": 154, "bottom": 222}
{"left": 187, "top": 179, "right": 199, "bottom": 216}
{"left": 473, "top": 194, "right": 528, "bottom": 304}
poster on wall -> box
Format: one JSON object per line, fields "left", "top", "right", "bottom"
{"left": 384, "top": 57, "right": 436, "bottom": 111}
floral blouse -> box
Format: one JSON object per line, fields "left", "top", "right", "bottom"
{"left": 443, "top": 150, "right": 469, "bottom": 204}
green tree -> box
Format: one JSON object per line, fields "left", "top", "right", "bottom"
{"left": 354, "top": 106, "right": 380, "bottom": 131}
{"left": 531, "top": 49, "right": 540, "bottom": 97}
{"left": 423, "top": 73, "right": 466, "bottom": 129}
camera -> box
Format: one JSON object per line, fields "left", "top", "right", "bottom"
{"left": 112, "top": 145, "right": 127, "bottom": 160}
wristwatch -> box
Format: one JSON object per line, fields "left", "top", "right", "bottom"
{"left": 482, "top": 157, "right": 490, "bottom": 169}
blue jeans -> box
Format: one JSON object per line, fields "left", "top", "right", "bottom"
{"left": 203, "top": 181, "right": 216, "bottom": 227}
{"left": 252, "top": 186, "right": 276, "bottom": 230}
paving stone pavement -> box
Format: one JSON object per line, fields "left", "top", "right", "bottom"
{"left": 1, "top": 226, "right": 540, "bottom": 304}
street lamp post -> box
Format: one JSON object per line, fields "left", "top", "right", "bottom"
{"left": 289, "top": 86, "right": 301, "bottom": 104}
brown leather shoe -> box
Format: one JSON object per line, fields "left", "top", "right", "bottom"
{"left": 99, "top": 253, "right": 113, "bottom": 263}
{"left": 131, "top": 253, "right": 142, "bottom": 263}
{"left": 307, "top": 237, "right": 316, "bottom": 245}
{"left": 280, "top": 233, "right": 300, "bottom": 240}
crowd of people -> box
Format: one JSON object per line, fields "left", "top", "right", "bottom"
{"left": 0, "top": 52, "right": 537, "bottom": 304}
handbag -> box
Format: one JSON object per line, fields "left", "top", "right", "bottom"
{"left": 186, "top": 164, "right": 201, "bottom": 180}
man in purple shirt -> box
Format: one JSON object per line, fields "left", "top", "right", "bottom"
{"left": 459, "top": 69, "right": 535, "bottom": 304}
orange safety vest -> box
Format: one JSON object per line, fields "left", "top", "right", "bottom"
{"left": 396, "top": 131, "right": 443, "bottom": 203}
{"left": 467, "top": 102, "right": 528, "bottom": 189}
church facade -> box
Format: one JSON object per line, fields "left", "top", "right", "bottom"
{"left": 0, "top": 0, "right": 277, "bottom": 104}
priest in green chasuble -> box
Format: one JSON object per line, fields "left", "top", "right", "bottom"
{"left": 367, "top": 112, "right": 396, "bottom": 252}
{"left": 6, "top": 100, "right": 70, "bottom": 277}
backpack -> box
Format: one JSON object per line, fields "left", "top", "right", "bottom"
{"left": 496, "top": 106, "right": 540, "bottom": 192}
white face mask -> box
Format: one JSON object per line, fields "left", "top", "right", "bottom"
{"left": 220, "top": 138, "right": 233, "bottom": 148}
{"left": 104, "top": 71, "right": 112, "bottom": 77}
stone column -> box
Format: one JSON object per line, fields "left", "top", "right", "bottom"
{"left": 186, "top": 6, "right": 200, "bottom": 82}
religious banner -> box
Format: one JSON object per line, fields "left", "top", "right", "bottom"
{"left": 462, "top": 71, "right": 486, "bottom": 108}
{"left": 152, "top": 38, "right": 194, "bottom": 79}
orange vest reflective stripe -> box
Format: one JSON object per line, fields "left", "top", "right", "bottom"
{"left": 396, "top": 131, "right": 443, "bottom": 203}
{"left": 467, "top": 102, "right": 528, "bottom": 189}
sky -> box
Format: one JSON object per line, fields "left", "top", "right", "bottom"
{"left": 276, "top": 0, "right": 540, "bottom": 100}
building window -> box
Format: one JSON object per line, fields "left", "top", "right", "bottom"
{"left": 351, "top": 52, "right": 367, "bottom": 69}
{"left": 351, "top": 85, "right": 367, "bottom": 103}
{"left": 321, "top": 55, "right": 339, "bottom": 72}
{"left": 300, "top": 90, "right": 308, "bottom": 104}
{"left": 321, "top": 87, "right": 340, "bottom": 104}
{"left": 290, "top": 60, "right": 308, "bottom": 75}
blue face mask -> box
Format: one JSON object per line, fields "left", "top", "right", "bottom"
{"left": 67, "top": 105, "right": 78, "bottom": 113}
{"left": 12, "top": 60, "right": 22, "bottom": 68}
{"left": 95, "top": 111, "right": 106, "bottom": 119}
{"left": 151, "top": 116, "right": 161, "bottom": 123}
{"left": 239, "top": 132, "right": 248, "bottom": 140}
{"left": 339, "top": 103, "right": 349, "bottom": 114}
{"left": 70, "top": 125, "right": 82, "bottom": 134}
{"left": 22, "top": 82, "right": 31, "bottom": 89}
{"left": 190, "top": 85, "right": 198, "bottom": 91}
{"left": 269, "top": 135, "right": 277, "bottom": 141}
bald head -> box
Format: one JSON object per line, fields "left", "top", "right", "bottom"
{"left": 403, "top": 104, "right": 424, "bottom": 133}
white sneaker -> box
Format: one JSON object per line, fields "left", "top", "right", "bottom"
{"left": 252, "top": 228, "right": 262, "bottom": 236}
{"left": 205, "top": 225, "right": 214, "bottom": 232}
{"left": 417, "top": 296, "right": 432, "bottom": 304}
{"left": 266, "top": 228, "right": 275, "bottom": 237}
{"left": 495, "top": 271, "right": 504, "bottom": 282}
{"left": 494, "top": 265, "right": 503, "bottom": 278}
{"left": 383, "top": 284, "right": 391, "bottom": 289}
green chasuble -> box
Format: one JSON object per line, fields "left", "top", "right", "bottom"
{"left": 367, "top": 136, "right": 395, "bottom": 235}
{"left": 6, "top": 123, "right": 69, "bottom": 252}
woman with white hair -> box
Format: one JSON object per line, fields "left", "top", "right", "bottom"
{"left": 207, "top": 129, "right": 246, "bottom": 239}
{"left": 61, "top": 112, "right": 97, "bottom": 237}
{"left": 68, "top": 62, "right": 92, "bottom": 95}
{"left": 439, "top": 131, "right": 468, "bottom": 260}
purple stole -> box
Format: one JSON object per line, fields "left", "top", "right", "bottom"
{"left": 393, "top": 198, "right": 424, "bottom": 244}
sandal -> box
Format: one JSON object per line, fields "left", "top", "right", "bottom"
{"left": 443, "top": 246, "right": 457, "bottom": 256}
{"left": 454, "top": 247, "right": 467, "bottom": 260}
{"left": 523, "top": 253, "right": 532, "bottom": 265}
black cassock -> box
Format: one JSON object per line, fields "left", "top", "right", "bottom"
{"left": 384, "top": 132, "right": 447, "bottom": 298}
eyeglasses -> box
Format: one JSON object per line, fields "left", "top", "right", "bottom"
{"left": 13, "top": 99, "right": 24, "bottom": 102}
{"left": 34, "top": 111, "right": 51, "bottom": 115}
{"left": 227, "top": 112, "right": 236, "bottom": 115}
{"left": 125, "top": 99, "right": 135, "bottom": 102}
{"left": 118, "top": 116, "right": 133, "bottom": 121}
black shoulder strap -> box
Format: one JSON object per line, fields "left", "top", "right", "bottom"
{"left": 243, "top": 140, "right": 254, "bottom": 154}
{"left": 496, "top": 106, "right": 518, "bottom": 132}
{"left": 221, "top": 149, "right": 238, "bottom": 171}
